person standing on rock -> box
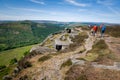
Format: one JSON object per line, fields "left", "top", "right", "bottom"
{"left": 100, "top": 24, "right": 106, "bottom": 38}
{"left": 92, "top": 24, "right": 98, "bottom": 36}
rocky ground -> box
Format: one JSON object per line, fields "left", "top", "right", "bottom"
{"left": 13, "top": 27, "right": 120, "bottom": 80}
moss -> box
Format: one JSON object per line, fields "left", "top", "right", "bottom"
{"left": 60, "top": 59, "right": 72, "bottom": 69}
{"left": 81, "top": 53, "right": 98, "bottom": 61}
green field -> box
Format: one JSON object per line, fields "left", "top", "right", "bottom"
{"left": 0, "top": 45, "right": 35, "bottom": 66}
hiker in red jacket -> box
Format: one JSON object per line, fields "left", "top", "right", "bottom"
{"left": 92, "top": 24, "right": 98, "bottom": 36}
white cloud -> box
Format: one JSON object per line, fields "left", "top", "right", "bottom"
{"left": 97, "top": 0, "right": 114, "bottom": 6}
{"left": 65, "top": 0, "right": 88, "bottom": 7}
{"left": 7, "top": 6, "right": 44, "bottom": 13}
{"left": 6, "top": 6, "right": 70, "bottom": 17}
{"left": 29, "top": 0, "right": 45, "bottom": 5}
{"left": 107, "top": 6, "right": 120, "bottom": 16}
{"left": 78, "top": 9, "right": 87, "bottom": 12}
{"left": 97, "top": 0, "right": 120, "bottom": 16}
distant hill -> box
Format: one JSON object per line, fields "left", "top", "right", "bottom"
{"left": 0, "top": 21, "right": 64, "bottom": 51}
{"left": 0, "top": 20, "right": 119, "bottom": 51}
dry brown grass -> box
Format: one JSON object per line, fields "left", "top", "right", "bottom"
{"left": 78, "top": 40, "right": 118, "bottom": 65}
{"left": 69, "top": 32, "right": 88, "bottom": 51}
{"left": 38, "top": 55, "right": 52, "bottom": 62}
{"left": 60, "top": 59, "right": 72, "bottom": 69}
{"left": 65, "top": 64, "right": 120, "bottom": 80}
{"left": 79, "top": 26, "right": 90, "bottom": 31}
{"left": 106, "top": 25, "right": 120, "bottom": 37}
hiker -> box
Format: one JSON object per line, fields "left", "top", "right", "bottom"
{"left": 100, "top": 24, "right": 106, "bottom": 38}
{"left": 92, "top": 24, "right": 98, "bottom": 36}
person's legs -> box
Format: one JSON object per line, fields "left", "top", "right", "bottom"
{"left": 90, "top": 29, "right": 93, "bottom": 35}
{"left": 101, "top": 30, "right": 105, "bottom": 38}
{"left": 93, "top": 30, "right": 95, "bottom": 36}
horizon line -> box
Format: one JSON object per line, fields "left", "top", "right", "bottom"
{"left": 0, "top": 19, "right": 120, "bottom": 24}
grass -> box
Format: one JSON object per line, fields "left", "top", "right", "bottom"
{"left": 0, "top": 45, "right": 34, "bottom": 66}
{"left": 44, "top": 38, "right": 51, "bottom": 45}
{"left": 60, "top": 59, "right": 72, "bottom": 69}
{"left": 69, "top": 32, "right": 88, "bottom": 51}
{"left": 60, "top": 33, "right": 69, "bottom": 41}
{"left": 78, "top": 40, "right": 117, "bottom": 65}
{"left": 0, "top": 64, "right": 16, "bottom": 80}
{"left": 71, "top": 32, "right": 88, "bottom": 43}
{"left": 38, "top": 55, "right": 52, "bottom": 62}
{"left": 106, "top": 25, "right": 120, "bottom": 37}
{"left": 80, "top": 26, "right": 90, "bottom": 31}
{"left": 65, "top": 64, "right": 120, "bottom": 80}
{"left": 0, "top": 45, "right": 34, "bottom": 79}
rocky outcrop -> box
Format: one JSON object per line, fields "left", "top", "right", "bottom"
{"left": 12, "top": 26, "right": 120, "bottom": 80}
{"left": 30, "top": 46, "right": 55, "bottom": 54}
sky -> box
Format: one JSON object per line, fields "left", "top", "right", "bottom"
{"left": 0, "top": 0, "right": 120, "bottom": 23}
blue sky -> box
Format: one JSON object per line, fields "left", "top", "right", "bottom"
{"left": 0, "top": 0, "right": 120, "bottom": 23}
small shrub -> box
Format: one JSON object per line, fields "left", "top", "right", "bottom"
{"left": 38, "top": 55, "right": 51, "bottom": 62}
{"left": 0, "top": 67, "right": 11, "bottom": 80}
{"left": 77, "top": 74, "right": 87, "bottom": 80}
{"left": 24, "top": 61, "right": 32, "bottom": 68}
{"left": 60, "top": 59, "right": 72, "bottom": 69}
{"left": 24, "top": 50, "right": 30, "bottom": 56}
{"left": 10, "top": 58, "right": 17, "bottom": 65}
{"left": 19, "top": 75, "right": 28, "bottom": 80}
{"left": 0, "top": 65, "right": 6, "bottom": 70}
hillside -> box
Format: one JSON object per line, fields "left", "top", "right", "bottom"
{"left": 0, "top": 21, "right": 64, "bottom": 51}
{"left": 1, "top": 25, "right": 118, "bottom": 80}
{"left": 0, "top": 24, "right": 120, "bottom": 80}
